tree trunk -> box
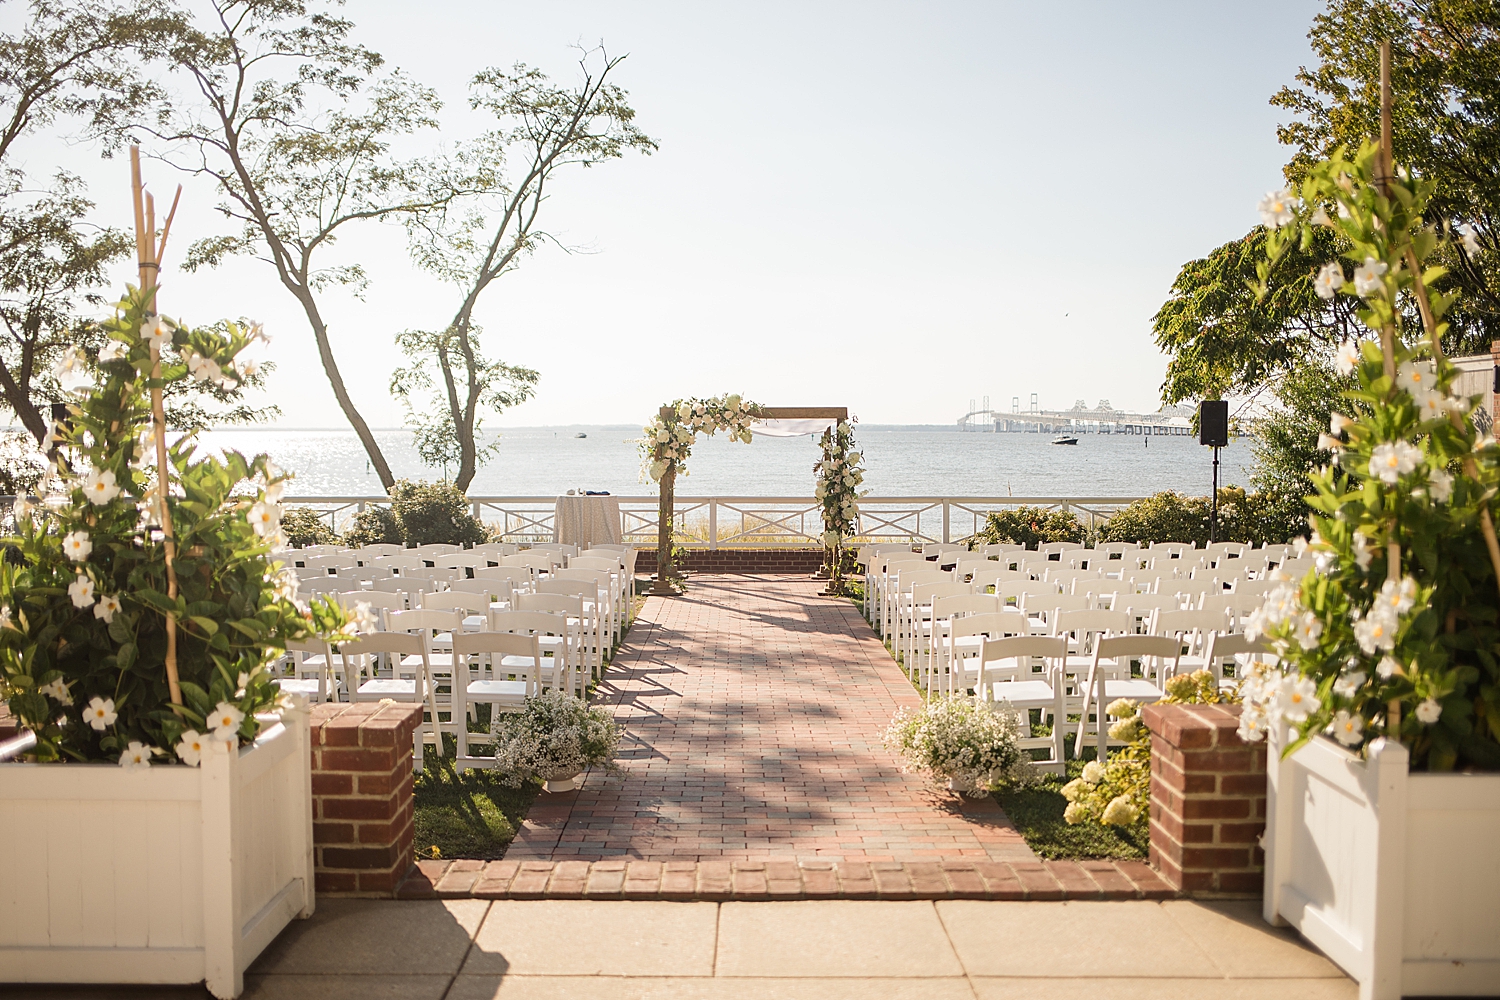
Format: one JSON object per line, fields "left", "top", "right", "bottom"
{"left": 295, "top": 289, "right": 395, "bottom": 490}
{"left": 0, "top": 361, "right": 47, "bottom": 445}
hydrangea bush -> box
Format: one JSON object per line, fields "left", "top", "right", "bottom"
{"left": 882, "top": 698, "right": 1026, "bottom": 796}
{"left": 489, "top": 691, "right": 621, "bottom": 787}
{"left": 1241, "top": 142, "right": 1500, "bottom": 771}
{"left": 0, "top": 286, "right": 355, "bottom": 766}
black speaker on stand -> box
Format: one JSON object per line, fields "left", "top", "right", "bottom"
{"left": 1199, "top": 400, "right": 1229, "bottom": 543}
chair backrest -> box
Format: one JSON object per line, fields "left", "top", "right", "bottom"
{"left": 1021, "top": 593, "right": 1092, "bottom": 617}
{"left": 895, "top": 570, "right": 952, "bottom": 593}
{"left": 506, "top": 550, "right": 558, "bottom": 571}
{"left": 352, "top": 542, "right": 404, "bottom": 558}
{"left": 531, "top": 542, "right": 580, "bottom": 558}
{"left": 490, "top": 609, "right": 570, "bottom": 636}
{"left": 535, "top": 580, "right": 595, "bottom": 602}
{"left": 415, "top": 543, "right": 460, "bottom": 557}
{"left": 979, "top": 635, "right": 1067, "bottom": 682}
{"left": 472, "top": 542, "right": 518, "bottom": 558}
{"left": 933, "top": 594, "right": 1002, "bottom": 620}
{"left": 1096, "top": 541, "right": 1138, "bottom": 556}
{"left": 1202, "top": 630, "right": 1272, "bottom": 665}
{"left": 912, "top": 581, "right": 971, "bottom": 607}
{"left": 981, "top": 543, "right": 1026, "bottom": 556}
{"left": 409, "top": 567, "right": 462, "bottom": 585}
{"left": 568, "top": 556, "right": 621, "bottom": 574}
{"left": 950, "top": 610, "right": 1029, "bottom": 641}
{"left": 1094, "top": 633, "right": 1183, "bottom": 667}
{"left": 422, "top": 591, "right": 491, "bottom": 615}
{"left": 515, "top": 592, "right": 585, "bottom": 616}
{"left": 1151, "top": 608, "right": 1231, "bottom": 640}
{"left": 448, "top": 578, "right": 505, "bottom": 600}
{"left": 374, "top": 554, "right": 424, "bottom": 572}
{"left": 451, "top": 630, "right": 542, "bottom": 687}
{"left": 1274, "top": 558, "right": 1313, "bottom": 580}
{"left": 1148, "top": 542, "right": 1194, "bottom": 559}
{"left": 338, "top": 631, "right": 424, "bottom": 657}
{"left": 1233, "top": 579, "right": 1274, "bottom": 599}
{"left": 1051, "top": 609, "right": 1131, "bottom": 650}
{"left": 996, "top": 581, "right": 1060, "bottom": 606}
{"left": 388, "top": 608, "right": 464, "bottom": 638}
{"left": 336, "top": 590, "right": 404, "bottom": 625}
{"left": 970, "top": 570, "right": 1026, "bottom": 594}
{"left": 579, "top": 549, "right": 629, "bottom": 569}
{"left": 435, "top": 552, "right": 493, "bottom": 570}
{"left": 878, "top": 553, "right": 926, "bottom": 574}
{"left": 553, "top": 567, "right": 613, "bottom": 593}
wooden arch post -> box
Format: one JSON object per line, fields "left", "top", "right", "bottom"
{"left": 651, "top": 406, "right": 847, "bottom": 597}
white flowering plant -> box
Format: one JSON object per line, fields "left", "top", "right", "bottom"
{"left": 0, "top": 285, "right": 357, "bottom": 766}
{"left": 815, "top": 419, "right": 865, "bottom": 593}
{"left": 882, "top": 698, "right": 1026, "bottom": 796}
{"left": 637, "top": 393, "right": 763, "bottom": 483}
{"left": 1242, "top": 142, "right": 1500, "bottom": 771}
{"left": 489, "top": 691, "right": 622, "bottom": 787}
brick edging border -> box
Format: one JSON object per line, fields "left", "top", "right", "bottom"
{"left": 392, "top": 858, "right": 1181, "bottom": 901}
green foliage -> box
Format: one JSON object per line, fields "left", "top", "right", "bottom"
{"left": 1153, "top": 226, "right": 1361, "bottom": 404}
{"left": 280, "top": 508, "right": 339, "bottom": 549}
{"left": 343, "top": 505, "right": 403, "bottom": 548}
{"left": 973, "top": 506, "right": 1084, "bottom": 549}
{"left": 1250, "top": 356, "right": 1356, "bottom": 533}
{"left": 993, "top": 760, "right": 1147, "bottom": 860}
{"left": 1098, "top": 488, "right": 1304, "bottom": 547}
{"left": 389, "top": 479, "right": 486, "bottom": 547}
{"left": 1243, "top": 142, "right": 1500, "bottom": 771}
{"left": 0, "top": 285, "right": 355, "bottom": 763}
{"left": 1272, "top": 0, "right": 1500, "bottom": 353}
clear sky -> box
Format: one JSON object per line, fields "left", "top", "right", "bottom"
{"left": 19, "top": 0, "right": 1326, "bottom": 428}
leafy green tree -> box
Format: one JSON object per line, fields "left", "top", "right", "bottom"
{"left": 1250, "top": 356, "right": 1353, "bottom": 524}
{"left": 139, "top": 1, "right": 484, "bottom": 489}
{"left": 396, "top": 47, "right": 655, "bottom": 490}
{"left": 972, "top": 507, "right": 1084, "bottom": 549}
{"left": 1273, "top": 0, "right": 1500, "bottom": 351}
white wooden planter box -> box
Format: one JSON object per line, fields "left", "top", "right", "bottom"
{"left": 1264, "top": 730, "right": 1500, "bottom": 1000}
{"left": 0, "top": 704, "right": 314, "bottom": 999}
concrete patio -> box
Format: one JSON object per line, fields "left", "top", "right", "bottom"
{"left": 3, "top": 896, "right": 1355, "bottom": 999}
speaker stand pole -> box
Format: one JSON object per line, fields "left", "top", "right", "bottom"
{"left": 1210, "top": 445, "right": 1220, "bottom": 544}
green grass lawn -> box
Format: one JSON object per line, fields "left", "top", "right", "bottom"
{"left": 413, "top": 732, "right": 541, "bottom": 860}
{"left": 994, "top": 759, "right": 1149, "bottom": 860}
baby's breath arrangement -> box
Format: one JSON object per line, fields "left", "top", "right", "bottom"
{"left": 882, "top": 698, "right": 1025, "bottom": 796}
{"left": 0, "top": 285, "right": 357, "bottom": 766}
{"left": 489, "top": 691, "right": 622, "bottom": 787}
{"left": 1240, "top": 140, "right": 1500, "bottom": 771}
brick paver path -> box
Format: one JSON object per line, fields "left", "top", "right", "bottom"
{"left": 506, "top": 574, "right": 1035, "bottom": 863}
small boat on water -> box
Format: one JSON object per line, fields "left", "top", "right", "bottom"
{"left": 575, "top": 432, "right": 587, "bottom": 438}
{"left": 1051, "top": 435, "right": 1078, "bottom": 445}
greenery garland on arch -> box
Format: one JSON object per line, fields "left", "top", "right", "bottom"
{"left": 639, "top": 394, "right": 763, "bottom": 592}
{"left": 815, "top": 418, "right": 865, "bottom": 594}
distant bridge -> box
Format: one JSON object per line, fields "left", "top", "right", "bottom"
{"left": 958, "top": 398, "right": 1194, "bottom": 436}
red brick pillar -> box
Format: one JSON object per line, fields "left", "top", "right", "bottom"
{"left": 310, "top": 702, "right": 422, "bottom": 895}
{"left": 1140, "top": 702, "right": 1266, "bottom": 895}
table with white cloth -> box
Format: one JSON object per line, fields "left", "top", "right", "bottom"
{"left": 553, "top": 494, "right": 622, "bottom": 546}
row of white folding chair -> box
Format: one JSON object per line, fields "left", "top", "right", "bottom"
{"left": 973, "top": 636, "right": 1068, "bottom": 774}
{"left": 904, "top": 582, "right": 976, "bottom": 677}
{"left": 888, "top": 567, "right": 956, "bottom": 657}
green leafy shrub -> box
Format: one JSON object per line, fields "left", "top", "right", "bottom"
{"left": 389, "top": 479, "right": 486, "bottom": 547}
{"left": 343, "top": 505, "right": 403, "bottom": 547}
{"left": 0, "top": 286, "right": 355, "bottom": 763}
{"left": 1098, "top": 488, "right": 1303, "bottom": 547}
{"left": 280, "top": 508, "right": 339, "bottom": 548}
{"left": 973, "top": 506, "right": 1084, "bottom": 549}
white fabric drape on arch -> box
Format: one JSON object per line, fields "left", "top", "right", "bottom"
{"left": 749, "top": 418, "right": 837, "bottom": 438}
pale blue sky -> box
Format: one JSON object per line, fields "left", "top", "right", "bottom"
{"left": 20, "top": 0, "right": 1326, "bottom": 427}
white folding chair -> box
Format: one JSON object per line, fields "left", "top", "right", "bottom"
{"left": 1075, "top": 634, "right": 1177, "bottom": 757}
{"left": 274, "top": 637, "right": 340, "bottom": 703}
{"left": 490, "top": 609, "right": 579, "bottom": 696}
{"left": 339, "top": 631, "right": 440, "bottom": 767}
{"left": 977, "top": 635, "right": 1068, "bottom": 774}
{"left": 451, "top": 631, "right": 542, "bottom": 768}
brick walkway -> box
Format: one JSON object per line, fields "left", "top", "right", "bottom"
{"left": 505, "top": 574, "right": 1034, "bottom": 864}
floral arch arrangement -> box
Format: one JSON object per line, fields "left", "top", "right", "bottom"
{"left": 815, "top": 417, "right": 866, "bottom": 595}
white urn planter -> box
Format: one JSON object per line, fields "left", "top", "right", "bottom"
{"left": 544, "top": 771, "right": 582, "bottom": 793}
{"left": 0, "top": 704, "right": 315, "bottom": 999}
{"left": 1264, "top": 729, "right": 1500, "bottom": 1000}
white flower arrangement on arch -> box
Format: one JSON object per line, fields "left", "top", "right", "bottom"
{"left": 637, "top": 393, "right": 763, "bottom": 482}
{"left": 815, "top": 419, "right": 866, "bottom": 592}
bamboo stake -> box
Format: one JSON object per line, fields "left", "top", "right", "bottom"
{"left": 129, "top": 146, "right": 183, "bottom": 708}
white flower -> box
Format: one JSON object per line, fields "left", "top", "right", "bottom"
{"left": 11, "top": 496, "right": 30, "bottom": 524}
{"left": 1314, "top": 261, "right": 1345, "bottom": 300}
{"left": 1354, "top": 612, "right": 1397, "bottom": 655}
{"left": 68, "top": 574, "right": 95, "bottom": 609}
{"left": 80, "top": 467, "right": 120, "bottom": 506}
{"left": 62, "top": 530, "right": 92, "bottom": 562}
{"left": 1414, "top": 388, "right": 1448, "bottom": 421}
{"left": 1378, "top": 655, "right": 1402, "bottom": 679}
{"left": 118, "top": 741, "right": 153, "bottom": 771}
{"left": 235, "top": 671, "right": 250, "bottom": 697}
{"left": 84, "top": 696, "right": 116, "bottom": 730}
{"left": 98, "top": 340, "right": 128, "bottom": 362}
{"left": 1457, "top": 222, "right": 1481, "bottom": 255}
{"left": 1397, "top": 361, "right": 1438, "bottom": 398}
{"left": 239, "top": 358, "right": 261, "bottom": 378}
{"left": 1330, "top": 412, "right": 1352, "bottom": 435}
{"left": 52, "top": 345, "right": 92, "bottom": 392}
{"left": 1352, "top": 532, "right": 1374, "bottom": 570}
{"left": 1333, "top": 671, "right": 1366, "bottom": 699}
{"left": 185, "top": 353, "right": 223, "bottom": 385}
{"left": 1258, "top": 188, "right": 1298, "bottom": 228}
{"left": 175, "top": 729, "right": 207, "bottom": 767}
{"left": 1369, "top": 441, "right": 1422, "bottom": 484}
{"left": 1081, "top": 760, "right": 1106, "bottom": 784}
{"left": 245, "top": 320, "right": 268, "bottom": 344}
{"left": 141, "top": 315, "right": 172, "bottom": 350}
{"left": 248, "top": 500, "right": 283, "bottom": 536}
{"left": 1101, "top": 795, "right": 1139, "bottom": 827}
{"left": 1316, "top": 433, "right": 1344, "bottom": 452}
{"left": 1377, "top": 576, "right": 1418, "bottom": 617}
{"left": 209, "top": 701, "right": 246, "bottom": 743}
{"left": 94, "top": 593, "right": 121, "bottom": 623}
{"left": 351, "top": 600, "right": 377, "bottom": 634}
{"left": 1281, "top": 675, "right": 1320, "bottom": 723}
{"left": 39, "top": 677, "right": 72, "bottom": 705}
{"left": 1415, "top": 698, "right": 1442, "bottom": 724}
{"left": 1353, "top": 257, "right": 1389, "bottom": 297}
{"left": 1331, "top": 710, "right": 1364, "bottom": 746}
{"left": 1293, "top": 611, "right": 1324, "bottom": 650}
{"left": 1427, "top": 468, "right": 1453, "bottom": 503}
{"left": 1336, "top": 340, "right": 1361, "bottom": 374}
{"left": 1309, "top": 204, "right": 1332, "bottom": 227}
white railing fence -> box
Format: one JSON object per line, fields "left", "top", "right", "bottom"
{"left": 283, "top": 495, "right": 1148, "bottom": 548}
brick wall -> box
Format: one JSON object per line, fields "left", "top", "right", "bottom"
{"left": 1140, "top": 702, "right": 1266, "bottom": 895}
{"left": 633, "top": 548, "right": 826, "bottom": 575}
{"left": 310, "top": 701, "right": 423, "bottom": 895}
